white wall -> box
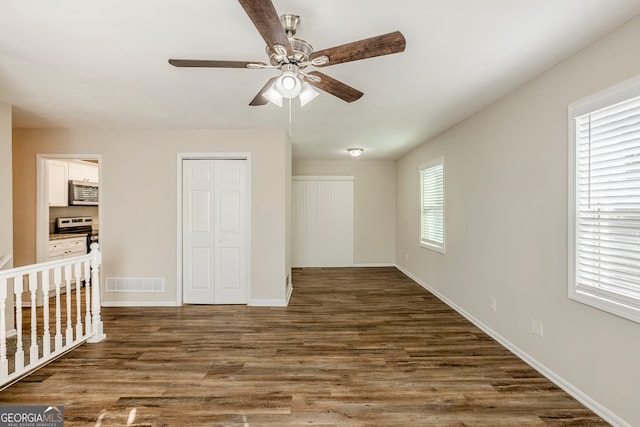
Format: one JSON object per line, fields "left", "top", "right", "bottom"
{"left": 396, "top": 15, "right": 640, "bottom": 427}
{"left": 12, "top": 128, "right": 290, "bottom": 305}
{"left": 293, "top": 159, "right": 396, "bottom": 266}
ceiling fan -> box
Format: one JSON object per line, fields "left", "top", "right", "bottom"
{"left": 168, "top": 0, "right": 406, "bottom": 107}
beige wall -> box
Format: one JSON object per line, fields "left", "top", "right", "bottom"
{"left": 1, "top": 103, "right": 13, "bottom": 331}
{"left": 0, "top": 103, "right": 11, "bottom": 265}
{"left": 396, "top": 15, "right": 640, "bottom": 426}
{"left": 285, "top": 134, "right": 293, "bottom": 292}
{"left": 12, "top": 128, "right": 290, "bottom": 305}
{"left": 293, "top": 159, "right": 396, "bottom": 265}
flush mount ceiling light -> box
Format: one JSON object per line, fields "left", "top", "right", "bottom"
{"left": 347, "top": 148, "right": 364, "bottom": 157}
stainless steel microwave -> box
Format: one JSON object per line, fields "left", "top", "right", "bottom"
{"left": 69, "top": 180, "right": 99, "bottom": 205}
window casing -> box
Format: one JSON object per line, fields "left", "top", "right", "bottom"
{"left": 420, "top": 158, "right": 445, "bottom": 253}
{"left": 569, "top": 76, "right": 640, "bottom": 324}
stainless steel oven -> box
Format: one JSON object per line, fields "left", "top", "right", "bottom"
{"left": 56, "top": 216, "right": 99, "bottom": 248}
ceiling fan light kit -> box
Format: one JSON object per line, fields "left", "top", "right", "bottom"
{"left": 299, "top": 82, "right": 320, "bottom": 107}
{"left": 169, "top": 0, "right": 407, "bottom": 107}
{"left": 262, "top": 84, "right": 283, "bottom": 107}
{"left": 274, "top": 65, "right": 301, "bottom": 98}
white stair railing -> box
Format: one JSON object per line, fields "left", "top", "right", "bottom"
{"left": 0, "top": 243, "right": 105, "bottom": 389}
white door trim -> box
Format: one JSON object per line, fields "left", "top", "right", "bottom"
{"left": 176, "top": 152, "right": 252, "bottom": 305}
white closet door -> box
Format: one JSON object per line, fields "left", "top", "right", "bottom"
{"left": 293, "top": 176, "right": 354, "bottom": 267}
{"left": 213, "top": 160, "right": 248, "bottom": 304}
{"left": 183, "top": 159, "right": 247, "bottom": 304}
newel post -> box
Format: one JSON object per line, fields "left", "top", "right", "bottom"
{"left": 0, "top": 278, "right": 8, "bottom": 379}
{"left": 87, "top": 243, "right": 106, "bottom": 343}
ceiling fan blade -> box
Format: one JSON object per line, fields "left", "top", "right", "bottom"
{"left": 237, "top": 0, "right": 293, "bottom": 56}
{"left": 309, "top": 31, "right": 406, "bottom": 67}
{"left": 169, "top": 59, "right": 267, "bottom": 68}
{"left": 306, "top": 71, "right": 364, "bottom": 103}
{"left": 249, "top": 77, "right": 278, "bottom": 106}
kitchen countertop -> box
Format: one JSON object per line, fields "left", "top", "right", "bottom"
{"left": 49, "top": 233, "right": 88, "bottom": 241}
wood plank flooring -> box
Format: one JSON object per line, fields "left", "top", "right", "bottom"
{"left": 0, "top": 267, "right": 608, "bottom": 426}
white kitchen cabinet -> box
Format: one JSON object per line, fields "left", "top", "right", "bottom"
{"left": 47, "top": 160, "right": 99, "bottom": 207}
{"left": 48, "top": 236, "right": 87, "bottom": 261}
{"left": 68, "top": 160, "right": 99, "bottom": 183}
{"left": 47, "top": 160, "right": 69, "bottom": 207}
{"left": 47, "top": 236, "right": 87, "bottom": 293}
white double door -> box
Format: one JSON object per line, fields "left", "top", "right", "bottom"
{"left": 182, "top": 159, "right": 248, "bottom": 304}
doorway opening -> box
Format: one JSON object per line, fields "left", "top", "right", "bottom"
{"left": 36, "top": 154, "right": 102, "bottom": 264}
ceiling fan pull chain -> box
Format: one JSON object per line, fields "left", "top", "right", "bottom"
{"left": 288, "top": 98, "right": 293, "bottom": 137}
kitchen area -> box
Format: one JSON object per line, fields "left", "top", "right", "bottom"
{"left": 46, "top": 159, "right": 99, "bottom": 262}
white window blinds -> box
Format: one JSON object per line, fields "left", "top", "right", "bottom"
{"left": 420, "top": 159, "right": 445, "bottom": 252}
{"left": 572, "top": 91, "right": 640, "bottom": 321}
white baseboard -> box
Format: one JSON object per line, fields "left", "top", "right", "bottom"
{"left": 285, "top": 283, "right": 293, "bottom": 305}
{"left": 248, "top": 297, "right": 289, "bottom": 307}
{"left": 103, "top": 296, "right": 292, "bottom": 308}
{"left": 351, "top": 263, "right": 396, "bottom": 267}
{"left": 395, "top": 264, "right": 630, "bottom": 427}
{"left": 102, "top": 300, "right": 180, "bottom": 307}
{"left": 292, "top": 263, "right": 395, "bottom": 269}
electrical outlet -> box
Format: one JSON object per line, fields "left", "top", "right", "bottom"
{"left": 489, "top": 297, "right": 497, "bottom": 312}
{"left": 531, "top": 319, "right": 544, "bottom": 337}
{"left": 404, "top": 253, "right": 409, "bottom": 262}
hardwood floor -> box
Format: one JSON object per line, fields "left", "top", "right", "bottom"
{"left": 0, "top": 267, "right": 608, "bottom": 426}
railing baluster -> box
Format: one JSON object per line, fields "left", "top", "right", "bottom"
{"left": 74, "top": 262, "right": 83, "bottom": 340}
{"left": 0, "top": 277, "right": 8, "bottom": 379}
{"left": 29, "top": 272, "right": 39, "bottom": 366}
{"left": 13, "top": 276, "right": 24, "bottom": 372}
{"left": 54, "top": 267, "right": 63, "bottom": 352}
{"left": 84, "top": 260, "right": 91, "bottom": 337}
{"left": 42, "top": 273, "right": 51, "bottom": 357}
{"left": 64, "top": 264, "right": 73, "bottom": 346}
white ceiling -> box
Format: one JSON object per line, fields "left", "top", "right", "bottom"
{"left": 2, "top": 1, "right": 640, "bottom": 159}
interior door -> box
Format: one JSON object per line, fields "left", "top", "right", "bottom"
{"left": 292, "top": 176, "right": 354, "bottom": 267}
{"left": 183, "top": 159, "right": 247, "bottom": 304}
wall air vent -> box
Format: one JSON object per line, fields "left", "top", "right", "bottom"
{"left": 106, "top": 277, "right": 165, "bottom": 293}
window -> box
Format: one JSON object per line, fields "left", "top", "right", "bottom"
{"left": 420, "top": 158, "right": 445, "bottom": 253}
{"left": 569, "top": 76, "right": 640, "bottom": 323}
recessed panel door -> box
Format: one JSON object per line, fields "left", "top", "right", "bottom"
{"left": 183, "top": 159, "right": 247, "bottom": 304}
{"left": 213, "top": 160, "right": 247, "bottom": 303}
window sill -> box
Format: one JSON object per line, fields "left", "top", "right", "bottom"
{"left": 569, "top": 286, "right": 640, "bottom": 325}
{"left": 420, "top": 241, "right": 445, "bottom": 254}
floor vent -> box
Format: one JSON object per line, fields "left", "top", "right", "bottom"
{"left": 106, "top": 277, "right": 165, "bottom": 293}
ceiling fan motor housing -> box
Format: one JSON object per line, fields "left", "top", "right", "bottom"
{"left": 266, "top": 14, "right": 313, "bottom": 67}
